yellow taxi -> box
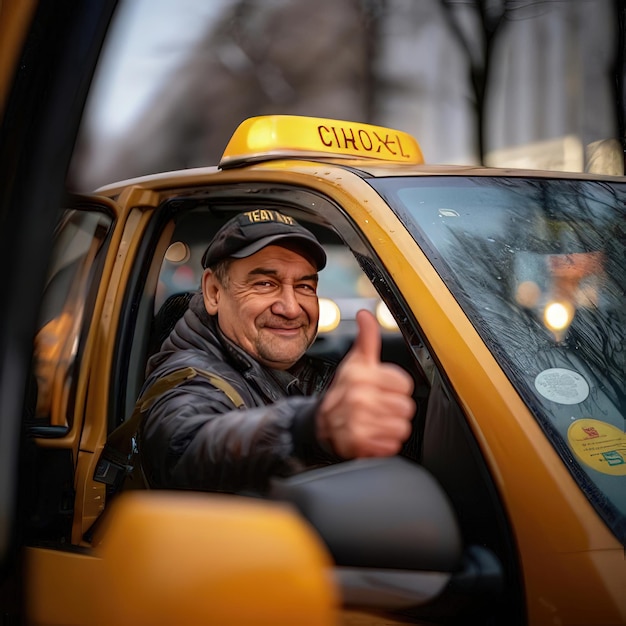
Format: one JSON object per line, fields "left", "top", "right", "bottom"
{"left": 1, "top": 5, "right": 625, "bottom": 624}
{"left": 21, "top": 112, "right": 626, "bottom": 625}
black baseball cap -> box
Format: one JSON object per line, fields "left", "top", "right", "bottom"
{"left": 202, "top": 210, "right": 327, "bottom": 270}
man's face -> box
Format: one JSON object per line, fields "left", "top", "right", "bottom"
{"left": 202, "top": 245, "right": 320, "bottom": 370}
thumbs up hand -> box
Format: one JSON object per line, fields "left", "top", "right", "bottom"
{"left": 316, "top": 309, "right": 415, "bottom": 459}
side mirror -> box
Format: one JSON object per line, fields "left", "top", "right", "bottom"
{"left": 271, "top": 456, "right": 463, "bottom": 571}
{"left": 25, "top": 491, "right": 338, "bottom": 625}
{"left": 270, "top": 457, "right": 501, "bottom": 611}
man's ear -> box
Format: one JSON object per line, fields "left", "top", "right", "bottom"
{"left": 201, "top": 269, "right": 220, "bottom": 315}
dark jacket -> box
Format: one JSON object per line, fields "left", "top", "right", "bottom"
{"left": 139, "top": 292, "right": 340, "bottom": 494}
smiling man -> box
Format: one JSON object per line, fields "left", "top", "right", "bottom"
{"left": 140, "top": 210, "right": 415, "bottom": 493}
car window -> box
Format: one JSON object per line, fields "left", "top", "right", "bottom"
{"left": 118, "top": 203, "right": 406, "bottom": 422}
{"left": 369, "top": 175, "right": 626, "bottom": 542}
{"left": 29, "top": 208, "right": 113, "bottom": 435}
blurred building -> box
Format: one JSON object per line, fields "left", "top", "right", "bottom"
{"left": 70, "top": 0, "right": 622, "bottom": 191}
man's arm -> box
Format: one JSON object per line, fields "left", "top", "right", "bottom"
{"left": 140, "top": 379, "right": 325, "bottom": 493}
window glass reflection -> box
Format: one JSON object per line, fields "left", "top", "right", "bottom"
{"left": 370, "top": 176, "right": 626, "bottom": 538}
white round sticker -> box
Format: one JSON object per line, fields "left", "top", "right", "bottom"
{"left": 534, "top": 368, "right": 589, "bottom": 405}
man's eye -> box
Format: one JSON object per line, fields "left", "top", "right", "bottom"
{"left": 297, "top": 283, "right": 317, "bottom": 294}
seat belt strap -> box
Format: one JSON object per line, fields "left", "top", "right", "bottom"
{"left": 93, "top": 366, "right": 244, "bottom": 491}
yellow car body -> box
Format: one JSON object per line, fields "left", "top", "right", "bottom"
{"left": 1, "top": 3, "right": 624, "bottom": 623}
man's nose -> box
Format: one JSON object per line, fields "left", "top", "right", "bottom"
{"left": 272, "top": 285, "right": 302, "bottom": 317}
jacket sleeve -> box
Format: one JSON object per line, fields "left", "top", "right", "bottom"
{"left": 139, "top": 375, "right": 327, "bottom": 494}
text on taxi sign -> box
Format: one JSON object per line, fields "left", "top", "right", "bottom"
{"left": 317, "top": 124, "right": 412, "bottom": 159}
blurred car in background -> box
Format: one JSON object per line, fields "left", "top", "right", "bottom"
{"left": 1, "top": 2, "right": 625, "bottom": 625}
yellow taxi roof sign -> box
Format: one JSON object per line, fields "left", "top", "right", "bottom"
{"left": 219, "top": 115, "right": 424, "bottom": 168}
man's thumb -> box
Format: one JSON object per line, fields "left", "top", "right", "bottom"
{"left": 349, "top": 309, "right": 382, "bottom": 364}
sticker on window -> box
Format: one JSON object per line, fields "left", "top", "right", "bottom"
{"left": 568, "top": 418, "right": 626, "bottom": 476}
{"left": 534, "top": 368, "right": 589, "bottom": 405}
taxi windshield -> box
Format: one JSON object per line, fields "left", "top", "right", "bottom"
{"left": 369, "top": 176, "right": 626, "bottom": 542}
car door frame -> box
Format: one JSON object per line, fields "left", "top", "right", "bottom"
{"left": 0, "top": 0, "right": 118, "bottom": 576}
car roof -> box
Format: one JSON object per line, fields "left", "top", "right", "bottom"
{"left": 93, "top": 158, "right": 626, "bottom": 199}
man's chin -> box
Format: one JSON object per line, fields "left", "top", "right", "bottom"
{"left": 258, "top": 344, "right": 309, "bottom": 370}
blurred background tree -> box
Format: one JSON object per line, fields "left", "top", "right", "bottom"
{"left": 70, "top": 0, "right": 623, "bottom": 190}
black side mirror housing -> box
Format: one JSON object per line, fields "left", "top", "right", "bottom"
{"left": 270, "top": 456, "right": 463, "bottom": 572}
